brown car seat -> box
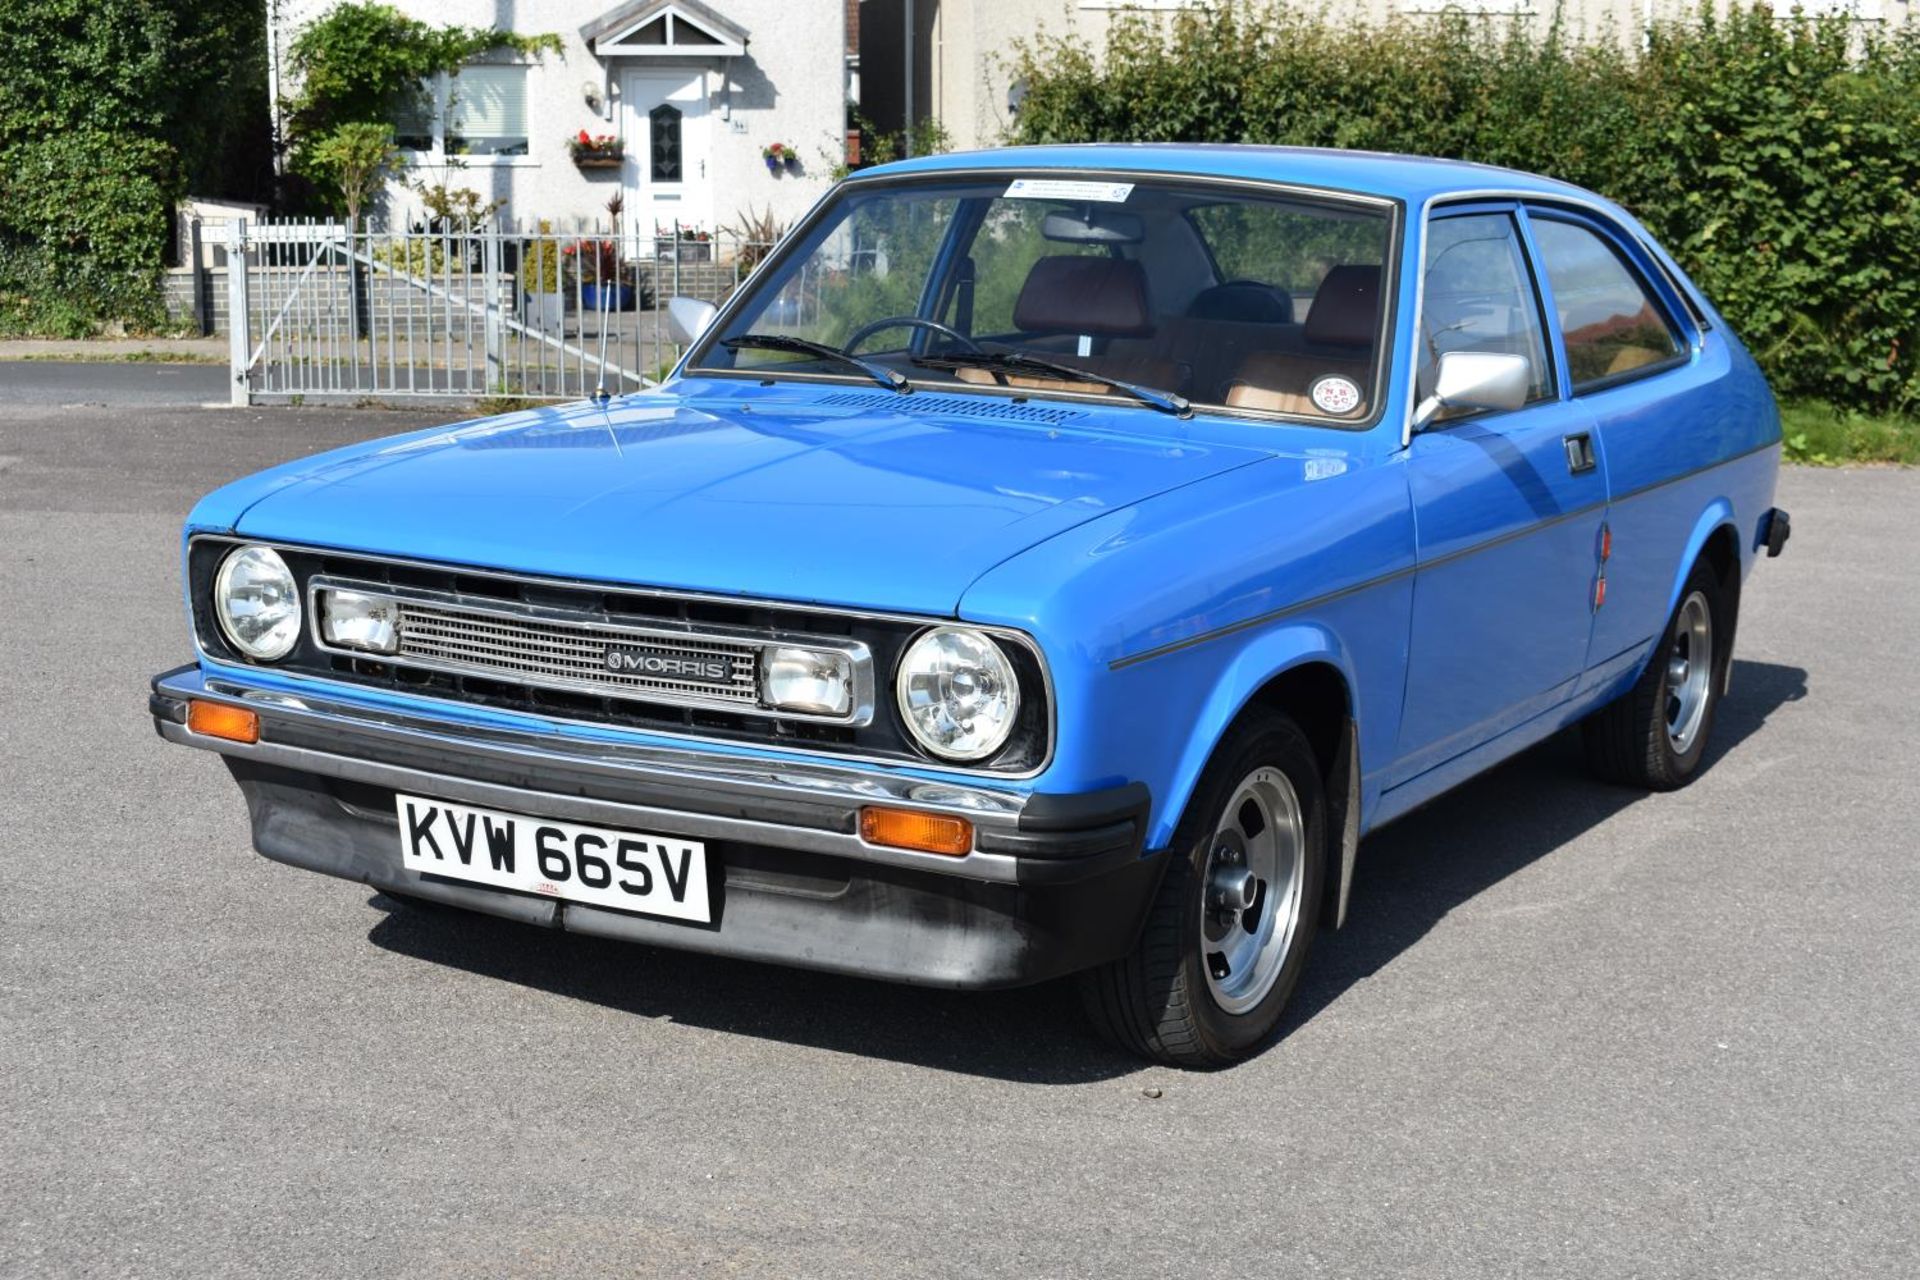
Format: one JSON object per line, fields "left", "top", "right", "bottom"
{"left": 955, "top": 255, "right": 1187, "bottom": 395}
{"left": 1224, "top": 264, "right": 1381, "bottom": 418}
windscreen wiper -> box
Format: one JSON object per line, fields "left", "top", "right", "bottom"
{"left": 721, "top": 333, "right": 909, "bottom": 393}
{"left": 912, "top": 347, "right": 1190, "bottom": 417}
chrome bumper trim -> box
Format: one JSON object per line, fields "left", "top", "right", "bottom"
{"left": 151, "top": 665, "right": 1047, "bottom": 883}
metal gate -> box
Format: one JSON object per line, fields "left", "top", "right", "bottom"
{"left": 223, "top": 219, "right": 773, "bottom": 406}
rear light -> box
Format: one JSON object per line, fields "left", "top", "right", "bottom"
{"left": 860, "top": 806, "right": 973, "bottom": 856}
{"left": 187, "top": 699, "right": 260, "bottom": 744}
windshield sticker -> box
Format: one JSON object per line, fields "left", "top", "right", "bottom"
{"left": 1003, "top": 179, "right": 1135, "bottom": 203}
{"left": 1310, "top": 375, "right": 1363, "bottom": 416}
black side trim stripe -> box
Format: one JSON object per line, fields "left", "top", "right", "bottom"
{"left": 1107, "top": 438, "right": 1777, "bottom": 671}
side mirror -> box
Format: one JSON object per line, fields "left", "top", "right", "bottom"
{"left": 1412, "top": 351, "right": 1531, "bottom": 432}
{"left": 666, "top": 296, "right": 718, "bottom": 346}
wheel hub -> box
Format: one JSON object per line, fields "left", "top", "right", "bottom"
{"left": 1198, "top": 767, "right": 1306, "bottom": 1016}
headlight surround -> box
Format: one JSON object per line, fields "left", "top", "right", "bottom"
{"left": 895, "top": 627, "right": 1021, "bottom": 762}
{"left": 212, "top": 544, "right": 301, "bottom": 661}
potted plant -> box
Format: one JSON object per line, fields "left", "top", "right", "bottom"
{"left": 568, "top": 239, "right": 634, "bottom": 312}
{"left": 520, "top": 221, "right": 566, "bottom": 337}
{"left": 569, "top": 129, "right": 623, "bottom": 169}
{"left": 657, "top": 223, "right": 713, "bottom": 264}
{"left": 761, "top": 142, "right": 792, "bottom": 175}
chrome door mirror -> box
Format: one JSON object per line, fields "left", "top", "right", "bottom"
{"left": 666, "top": 296, "right": 718, "bottom": 347}
{"left": 1412, "top": 351, "right": 1532, "bottom": 431}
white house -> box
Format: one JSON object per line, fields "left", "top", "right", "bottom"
{"left": 267, "top": 0, "right": 853, "bottom": 235}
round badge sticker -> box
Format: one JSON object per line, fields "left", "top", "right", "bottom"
{"left": 1310, "top": 375, "right": 1362, "bottom": 416}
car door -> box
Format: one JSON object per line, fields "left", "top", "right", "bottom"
{"left": 1390, "top": 206, "right": 1607, "bottom": 785}
{"left": 1522, "top": 208, "right": 1707, "bottom": 686}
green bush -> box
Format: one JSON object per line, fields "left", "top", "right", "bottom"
{"left": 0, "top": 0, "right": 265, "bottom": 335}
{"left": 1009, "top": 3, "right": 1920, "bottom": 414}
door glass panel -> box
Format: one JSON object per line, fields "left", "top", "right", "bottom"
{"left": 1420, "top": 213, "right": 1553, "bottom": 413}
{"left": 649, "top": 103, "right": 683, "bottom": 183}
{"left": 1531, "top": 217, "right": 1684, "bottom": 388}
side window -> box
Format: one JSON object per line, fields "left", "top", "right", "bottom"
{"left": 1529, "top": 217, "right": 1684, "bottom": 390}
{"left": 1420, "top": 213, "right": 1553, "bottom": 411}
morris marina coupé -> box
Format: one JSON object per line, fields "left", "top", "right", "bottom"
{"left": 151, "top": 146, "right": 1790, "bottom": 1066}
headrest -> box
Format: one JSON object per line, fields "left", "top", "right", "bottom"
{"left": 1186, "top": 282, "right": 1293, "bottom": 324}
{"left": 1304, "top": 264, "right": 1381, "bottom": 348}
{"left": 1013, "top": 256, "right": 1153, "bottom": 338}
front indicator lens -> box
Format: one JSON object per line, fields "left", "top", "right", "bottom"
{"left": 319, "top": 589, "right": 400, "bottom": 654}
{"left": 761, "top": 646, "right": 853, "bottom": 717}
{"left": 213, "top": 545, "right": 301, "bottom": 661}
{"left": 860, "top": 806, "right": 973, "bottom": 856}
{"left": 895, "top": 627, "right": 1021, "bottom": 762}
{"left": 187, "top": 699, "right": 259, "bottom": 744}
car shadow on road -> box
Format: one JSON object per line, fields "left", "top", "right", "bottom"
{"left": 361, "top": 658, "right": 1807, "bottom": 1083}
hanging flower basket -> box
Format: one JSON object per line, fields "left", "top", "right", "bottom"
{"left": 569, "top": 130, "right": 623, "bottom": 169}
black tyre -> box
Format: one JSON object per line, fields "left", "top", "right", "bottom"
{"left": 1080, "top": 716, "right": 1327, "bottom": 1068}
{"left": 1582, "top": 558, "right": 1730, "bottom": 790}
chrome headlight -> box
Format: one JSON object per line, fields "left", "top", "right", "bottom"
{"left": 761, "top": 645, "right": 854, "bottom": 717}
{"left": 212, "top": 544, "right": 301, "bottom": 661}
{"left": 895, "top": 627, "right": 1021, "bottom": 762}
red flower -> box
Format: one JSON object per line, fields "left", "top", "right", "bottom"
{"left": 577, "top": 129, "right": 592, "bottom": 144}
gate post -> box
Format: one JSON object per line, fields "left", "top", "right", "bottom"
{"left": 484, "top": 222, "right": 504, "bottom": 391}
{"left": 225, "top": 219, "right": 251, "bottom": 406}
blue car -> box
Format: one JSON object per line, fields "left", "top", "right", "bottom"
{"left": 151, "top": 146, "right": 1790, "bottom": 1066}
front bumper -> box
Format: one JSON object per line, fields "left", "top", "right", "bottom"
{"left": 150, "top": 665, "right": 1162, "bottom": 988}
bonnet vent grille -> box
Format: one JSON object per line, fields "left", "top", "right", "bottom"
{"left": 814, "top": 390, "right": 1085, "bottom": 426}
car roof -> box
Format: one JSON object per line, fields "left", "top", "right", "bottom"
{"left": 859, "top": 143, "right": 1610, "bottom": 210}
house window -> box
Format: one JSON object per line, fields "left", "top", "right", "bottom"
{"left": 392, "top": 65, "right": 531, "bottom": 161}
{"left": 649, "top": 103, "right": 683, "bottom": 182}
{"left": 449, "top": 65, "right": 529, "bottom": 156}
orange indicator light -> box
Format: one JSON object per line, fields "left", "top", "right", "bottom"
{"left": 860, "top": 807, "right": 974, "bottom": 856}
{"left": 187, "top": 699, "right": 260, "bottom": 745}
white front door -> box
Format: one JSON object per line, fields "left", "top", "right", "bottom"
{"left": 622, "top": 69, "right": 711, "bottom": 237}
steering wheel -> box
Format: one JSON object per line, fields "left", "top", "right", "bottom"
{"left": 841, "top": 315, "right": 983, "bottom": 357}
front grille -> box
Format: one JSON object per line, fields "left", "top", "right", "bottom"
{"left": 395, "top": 601, "right": 760, "bottom": 707}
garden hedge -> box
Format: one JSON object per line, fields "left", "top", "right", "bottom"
{"left": 1009, "top": 3, "right": 1920, "bottom": 414}
{"left": 0, "top": 0, "right": 265, "bottom": 335}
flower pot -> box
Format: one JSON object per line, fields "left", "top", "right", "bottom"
{"left": 764, "top": 155, "right": 781, "bottom": 175}
{"left": 581, "top": 282, "right": 635, "bottom": 313}
{"left": 783, "top": 153, "right": 801, "bottom": 174}
{"left": 658, "top": 242, "right": 712, "bottom": 264}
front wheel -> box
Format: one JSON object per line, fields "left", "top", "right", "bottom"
{"left": 1582, "top": 558, "right": 1730, "bottom": 790}
{"left": 1079, "top": 718, "right": 1326, "bottom": 1068}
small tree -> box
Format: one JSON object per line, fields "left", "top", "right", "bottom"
{"left": 311, "top": 122, "right": 399, "bottom": 226}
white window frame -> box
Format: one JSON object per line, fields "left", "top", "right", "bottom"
{"left": 393, "top": 64, "right": 540, "bottom": 169}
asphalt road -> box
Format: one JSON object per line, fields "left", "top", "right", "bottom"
{"left": 0, "top": 359, "right": 229, "bottom": 407}
{"left": 3, "top": 369, "right": 1916, "bottom": 1278}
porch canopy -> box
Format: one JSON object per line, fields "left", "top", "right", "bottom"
{"left": 580, "top": 0, "right": 750, "bottom": 58}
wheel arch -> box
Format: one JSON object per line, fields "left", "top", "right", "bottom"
{"left": 1665, "top": 506, "right": 1743, "bottom": 692}
{"left": 1153, "top": 630, "right": 1363, "bottom": 932}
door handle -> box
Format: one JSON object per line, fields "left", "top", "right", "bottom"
{"left": 1563, "top": 432, "right": 1597, "bottom": 475}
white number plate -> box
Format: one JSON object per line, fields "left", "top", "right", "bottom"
{"left": 397, "top": 794, "right": 711, "bottom": 923}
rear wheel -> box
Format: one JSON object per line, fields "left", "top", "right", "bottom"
{"left": 1080, "top": 717, "right": 1326, "bottom": 1068}
{"left": 1583, "top": 558, "right": 1729, "bottom": 790}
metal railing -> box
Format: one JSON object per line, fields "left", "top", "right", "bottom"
{"left": 223, "top": 219, "right": 778, "bottom": 406}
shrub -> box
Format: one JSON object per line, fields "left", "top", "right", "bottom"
{"left": 0, "top": 0, "right": 266, "bottom": 334}
{"left": 1008, "top": 3, "right": 1920, "bottom": 414}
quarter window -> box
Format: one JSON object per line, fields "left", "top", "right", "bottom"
{"left": 1530, "top": 217, "right": 1684, "bottom": 389}
{"left": 1420, "top": 213, "right": 1553, "bottom": 413}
